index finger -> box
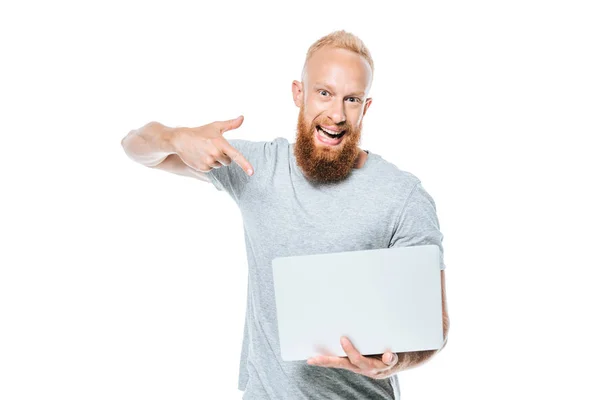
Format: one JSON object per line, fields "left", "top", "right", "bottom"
{"left": 340, "top": 336, "right": 384, "bottom": 371}
{"left": 216, "top": 138, "right": 254, "bottom": 176}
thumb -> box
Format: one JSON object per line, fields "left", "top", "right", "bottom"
{"left": 217, "top": 115, "right": 244, "bottom": 134}
{"left": 384, "top": 352, "right": 398, "bottom": 366}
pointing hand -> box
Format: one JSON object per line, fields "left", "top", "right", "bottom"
{"left": 172, "top": 115, "right": 254, "bottom": 176}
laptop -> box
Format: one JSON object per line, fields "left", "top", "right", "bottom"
{"left": 272, "top": 244, "right": 444, "bottom": 361}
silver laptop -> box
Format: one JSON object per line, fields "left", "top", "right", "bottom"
{"left": 272, "top": 244, "right": 444, "bottom": 361}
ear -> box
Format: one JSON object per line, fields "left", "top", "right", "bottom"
{"left": 362, "top": 97, "right": 373, "bottom": 117}
{"left": 292, "top": 80, "right": 303, "bottom": 108}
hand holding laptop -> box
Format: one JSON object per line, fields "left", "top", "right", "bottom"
{"left": 307, "top": 335, "right": 399, "bottom": 380}
{"left": 272, "top": 245, "right": 444, "bottom": 364}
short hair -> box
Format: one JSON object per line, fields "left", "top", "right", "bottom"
{"left": 301, "top": 30, "right": 374, "bottom": 84}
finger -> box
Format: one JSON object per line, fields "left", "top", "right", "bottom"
{"left": 369, "top": 352, "right": 398, "bottom": 374}
{"left": 340, "top": 336, "right": 375, "bottom": 370}
{"left": 203, "top": 138, "right": 233, "bottom": 166}
{"left": 212, "top": 150, "right": 232, "bottom": 167}
{"left": 382, "top": 352, "right": 398, "bottom": 367}
{"left": 216, "top": 115, "right": 244, "bottom": 134}
{"left": 366, "top": 352, "right": 396, "bottom": 364}
{"left": 364, "top": 352, "right": 397, "bottom": 377}
{"left": 216, "top": 155, "right": 232, "bottom": 167}
{"left": 307, "top": 356, "right": 360, "bottom": 373}
{"left": 216, "top": 139, "right": 254, "bottom": 176}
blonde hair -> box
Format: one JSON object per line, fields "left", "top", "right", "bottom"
{"left": 301, "top": 30, "right": 374, "bottom": 83}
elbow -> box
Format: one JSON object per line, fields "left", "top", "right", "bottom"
{"left": 121, "top": 129, "right": 134, "bottom": 147}
{"left": 120, "top": 129, "right": 137, "bottom": 159}
{"left": 121, "top": 129, "right": 129, "bottom": 148}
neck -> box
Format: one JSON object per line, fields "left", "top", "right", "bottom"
{"left": 353, "top": 149, "right": 368, "bottom": 169}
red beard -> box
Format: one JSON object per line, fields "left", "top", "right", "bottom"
{"left": 294, "top": 104, "right": 363, "bottom": 183}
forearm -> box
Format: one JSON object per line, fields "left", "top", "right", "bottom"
{"left": 390, "top": 349, "right": 438, "bottom": 373}
{"left": 387, "top": 311, "right": 449, "bottom": 375}
{"left": 387, "top": 269, "right": 451, "bottom": 374}
{"left": 121, "top": 121, "right": 179, "bottom": 167}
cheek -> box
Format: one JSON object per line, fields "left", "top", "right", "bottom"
{"left": 305, "top": 99, "right": 327, "bottom": 116}
{"left": 347, "top": 115, "right": 362, "bottom": 129}
{"left": 303, "top": 111, "right": 318, "bottom": 127}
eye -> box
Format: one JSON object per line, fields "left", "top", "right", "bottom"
{"left": 319, "top": 90, "right": 329, "bottom": 96}
{"left": 346, "top": 97, "right": 361, "bottom": 103}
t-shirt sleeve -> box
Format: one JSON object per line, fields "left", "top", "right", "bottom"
{"left": 205, "top": 139, "right": 266, "bottom": 203}
{"left": 389, "top": 181, "right": 447, "bottom": 270}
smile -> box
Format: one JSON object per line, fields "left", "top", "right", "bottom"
{"left": 317, "top": 125, "right": 346, "bottom": 139}
{"left": 315, "top": 125, "right": 346, "bottom": 146}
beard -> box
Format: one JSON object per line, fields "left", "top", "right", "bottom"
{"left": 294, "top": 104, "right": 363, "bottom": 184}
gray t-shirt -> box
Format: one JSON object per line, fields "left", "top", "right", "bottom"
{"left": 207, "top": 137, "right": 446, "bottom": 400}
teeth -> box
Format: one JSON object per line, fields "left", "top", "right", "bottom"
{"left": 318, "top": 128, "right": 342, "bottom": 143}
{"left": 321, "top": 126, "right": 343, "bottom": 136}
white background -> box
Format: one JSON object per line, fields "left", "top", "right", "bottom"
{"left": 1, "top": 1, "right": 598, "bottom": 399}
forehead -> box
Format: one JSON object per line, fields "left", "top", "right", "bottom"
{"left": 305, "top": 46, "right": 372, "bottom": 93}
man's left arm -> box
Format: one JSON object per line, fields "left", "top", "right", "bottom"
{"left": 308, "top": 268, "right": 449, "bottom": 379}
{"left": 384, "top": 180, "right": 449, "bottom": 375}
{"left": 307, "top": 180, "right": 449, "bottom": 378}
{"left": 387, "top": 269, "right": 449, "bottom": 374}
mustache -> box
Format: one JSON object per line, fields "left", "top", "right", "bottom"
{"left": 313, "top": 120, "right": 351, "bottom": 132}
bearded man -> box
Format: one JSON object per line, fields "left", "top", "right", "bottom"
{"left": 121, "top": 29, "right": 449, "bottom": 400}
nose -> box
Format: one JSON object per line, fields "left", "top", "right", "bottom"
{"left": 326, "top": 98, "right": 346, "bottom": 125}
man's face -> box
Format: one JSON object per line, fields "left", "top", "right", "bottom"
{"left": 292, "top": 46, "right": 373, "bottom": 183}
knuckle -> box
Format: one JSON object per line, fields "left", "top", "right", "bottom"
{"left": 146, "top": 121, "right": 161, "bottom": 129}
{"left": 209, "top": 135, "right": 223, "bottom": 144}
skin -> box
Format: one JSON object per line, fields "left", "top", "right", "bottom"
{"left": 122, "top": 44, "right": 449, "bottom": 380}
{"left": 294, "top": 46, "right": 449, "bottom": 379}
{"left": 292, "top": 46, "right": 373, "bottom": 183}
{"left": 307, "top": 270, "right": 449, "bottom": 380}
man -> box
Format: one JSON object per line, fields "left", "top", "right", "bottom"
{"left": 121, "top": 30, "right": 449, "bottom": 400}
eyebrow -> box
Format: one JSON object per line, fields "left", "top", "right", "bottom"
{"left": 314, "top": 82, "right": 365, "bottom": 98}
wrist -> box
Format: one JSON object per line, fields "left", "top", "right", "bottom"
{"left": 160, "top": 125, "right": 183, "bottom": 155}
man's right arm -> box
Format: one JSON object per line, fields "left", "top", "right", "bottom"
{"left": 120, "top": 121, "right": 210, "bottom": 182}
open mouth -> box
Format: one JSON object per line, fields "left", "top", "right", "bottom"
{"left": 317, "top": 125, "right": 346, "bottom": 139}
{"left": 315, "top": 125, "right": 347, "bottom": 145}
